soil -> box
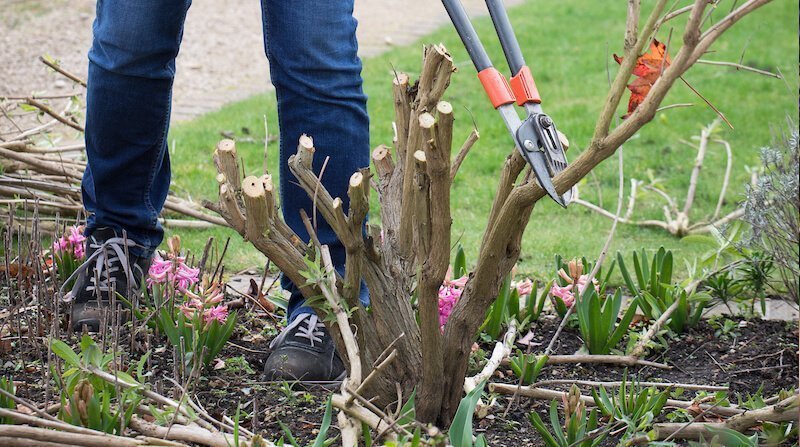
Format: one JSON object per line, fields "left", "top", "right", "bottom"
{"left": 2, "top": 302, "right": 797, "bottom": 446}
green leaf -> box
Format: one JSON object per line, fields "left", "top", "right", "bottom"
{"left": 528, "top": 410, "right": 560, "bottom": 447}
{"left": 449, "top": 380, "right": 485, "bottom": 447}
{"left": 278, "top": 421, "right": 301, "bottom": 447}
{"left": 454, "top": 244, "right": 467, "bottom": 278}
{"left": 396, "top": 389, "right": 417, "bottom": 427}
{"left": 549, "top": 399, "right": 567, "bottom": 446}
{"left": 311, "top": 396, "right": 334, "bottom": 447}
{"left": 51, "top": 340, "right": 81, "bottom": 367}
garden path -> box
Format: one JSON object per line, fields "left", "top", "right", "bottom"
{"left": 0, "top": 0, "right": 522, "bottom": 122}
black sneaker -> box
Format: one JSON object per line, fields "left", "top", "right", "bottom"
{"left": 63, "top": 227, "right": 150, "bottom": 332}
{"left": 263, "top": 313, "right": 346, "bottom": 388}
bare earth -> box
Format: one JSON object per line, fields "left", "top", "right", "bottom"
{"left": 1, "top": 0, "right": 521, "bottom": 121}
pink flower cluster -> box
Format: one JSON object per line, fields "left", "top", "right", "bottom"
{"left": 147, "top": 253, "right": 200, "bottom": 291}
{"left": 549, "top": 269, "right": 599, "bottom": 308}
{"left": 515, "top": 278, "right": 534, "bottom": 297}
{"left": 52, "top": 226, "right": 86, "bottom": 259}
{"left": 178, "top": 284, "right": 229, "bottom": 326}
{"left": 438, "top": 268, "right": 468, "bottom": 328}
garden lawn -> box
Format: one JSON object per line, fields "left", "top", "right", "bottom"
{"left": 166, "top": 0, "right": 798, "bottom": 281}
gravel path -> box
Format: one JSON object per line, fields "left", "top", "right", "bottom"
{"left": 1, "top": 0, "right": 522, "bottom": 121}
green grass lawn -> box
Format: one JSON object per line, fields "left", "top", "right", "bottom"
{"left": 167, "top": 0, "right": 798, "bottom": 282}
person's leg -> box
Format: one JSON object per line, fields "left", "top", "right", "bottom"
{"left": 260, "top": 0, "right": 370, "bottom": 383}
{"left": 72, "top": 0, "right": 192, "bottom": 330}
{"left": 260, "top": 0, "right": 370, "bottom": 321}
{"left": 83, "top": 0, "right": 192, "bottom": 257}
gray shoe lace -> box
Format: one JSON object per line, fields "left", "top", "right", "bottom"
{"left": 270, "top": 314, "right": 326, "bottom": 349}
{"left": 60, "top": 236, "right": 141, "bottom": 301}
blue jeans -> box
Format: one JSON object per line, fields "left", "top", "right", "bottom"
{"left": 83, "top": 0, "right": 370, "bottom": 321}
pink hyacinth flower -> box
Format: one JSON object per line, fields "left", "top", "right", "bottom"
{"left": 53, "top": 237, "right": 70, "bottom": 254}
{"left": 173, "top": 260, "right": 200, "bottom": 291}
{"left": 147, "top": 254, "right": 172, "bottom": 286}
{"left": 179, "top": 303, "right": 198, "bottom": 319}
{"left": 203, "top": 305, "right": 229, "bottom": 325}
{"left": 437, "top": 285, "right": 462, "bottom": 327}
{"left": 575, "top": 274, "right": 599, "bottom": 295}
{"left": 516, "top": 278, "right": 533, "bottom": 297}
{"left": 550, "top": 284, "right": 575, "bottom": 308}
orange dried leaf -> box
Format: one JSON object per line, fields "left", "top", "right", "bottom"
{"left": 614, "top": 39, "right": 671, "bottom": 118}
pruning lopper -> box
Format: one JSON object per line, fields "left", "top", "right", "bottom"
{"left": 442, "top": 0, "right": 571, "bottom": 207}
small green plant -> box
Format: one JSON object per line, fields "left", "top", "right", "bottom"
{"left": 618, "top": 247, "right": 711, "bottom": 333}
{"left": 278, "top": 396, "right": 337, "bottom": 447}
{"left": 483, "top": 273, "right": 516, "bottom": 340}
{"left": 689, "top": 426, "right": 759, "bottom": 447}
{"left": 591, "top": 373, "right": 670, "bottom": 439}
{"left": 529, "top": 385, "right": 606, "bottom": 447}
{"left": 707, "top": 315, "right": 741, "bottom": 339}
{"left": 549, "top": 256, "right": 615, "bottom": 318}
{"left": 739, "top": 250, "right": 776, "bottom": 315}
{"left": 480, "top": 272, "right": 543, "bottom": 340}
{"left": 0, "top": 376, "right": 16, "bottom": 423}
{"left": 51, "top": 225, "right": 86, "bottom": 290}
{"left": 704, "top": 269, "right": 745, "bottom": 313}
{"left": 449, "top": 380, "right": 489, "bottom": 447}
{"left": 128, "top": 237, "right": 237, "bottom": 369}
{"left": 50, "top": 336, "right": 144, "bottom": 434}
{"left": 522, "top": 280, "right": 552, "bottom": 323}
{"left": 508, "top": 351, "right": 548, "bottom": 385}
{"left": 223, "top": 355, "right": 255, "bottom": 375}
{"left": 575, "top": 288, "right": 638, "bottom": 355}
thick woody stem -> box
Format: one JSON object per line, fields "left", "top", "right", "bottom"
{"left": 399, "top": 45, "right": 455, "bottom": 258}
{"left": 295, "top": 134, "right": 315, "bottom": 170}
{"left": 371, "top": 145, "right": 394, "bottom": 190}
{"left": 479, "top": 149, "right": 526, "bottom": 252}
{"left": 217, "top": 181, "right": 245, "bottom": 233}
{"left": 392, "top": 72, "right": 412, "bottom": 163}
{"left": 343, "top": 170, "right": 370, "bottom": 307}
{"left": 288, "top": 137, "right": 353, "bottom": 248}
{"left": 417, "top": 107, "right": 455, "bottom": 420}
{"left": 242, "top": 176, "right": 269, "bottom": 241}
{"left": 413, "top": 150, "right": 431, "bottom": 258}
{"left": 213, "top": 139, "right": 240, "bottom": 192}
{"left": 433, "top": 101, "right": 454, "bottom": 157}
{"left": 417, "top": 44, "right": 455, "bottom": 111}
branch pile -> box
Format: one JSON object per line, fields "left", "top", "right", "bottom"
{"left": 0, "top": 58, "right": 227, "bottom": 231}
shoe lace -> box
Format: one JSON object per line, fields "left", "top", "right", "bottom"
{"left": 270, "top": 314, "right": 326, "bottom": 349}
{"left": 60, "top": 236, "right": 140, "bottom": 300}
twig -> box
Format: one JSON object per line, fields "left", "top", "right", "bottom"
{"left": 656, "top": 103, "right": 694, "bottom": 112}
{"left": 527, "top": 379, "right": 727, "bottom": 391}
{"left": 711, "top": 137, "right": 733, "bottom": 221}
{"left": 450, "top": 129, "right": 479, "bottom": 182}
{"left": 545, "top": 354, "right": 671, "bottom": 369}
{"left": 696, "top": 59, "right": 782, "bottom": 77}
{"left": 679, "top": 77, "right": 733, "bottom": 129}
{"left": 24, "top": 98, "right": 84, "bottom": 132}
{"left": 39, "top": 56, "right": 87, "bottom": 87}
{"left": 488, "top": 384, "right": 745, "bottom": 417}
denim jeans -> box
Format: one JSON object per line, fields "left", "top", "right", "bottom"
{"left": 83, "top": 0, "right": 370, "bottom": 321}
